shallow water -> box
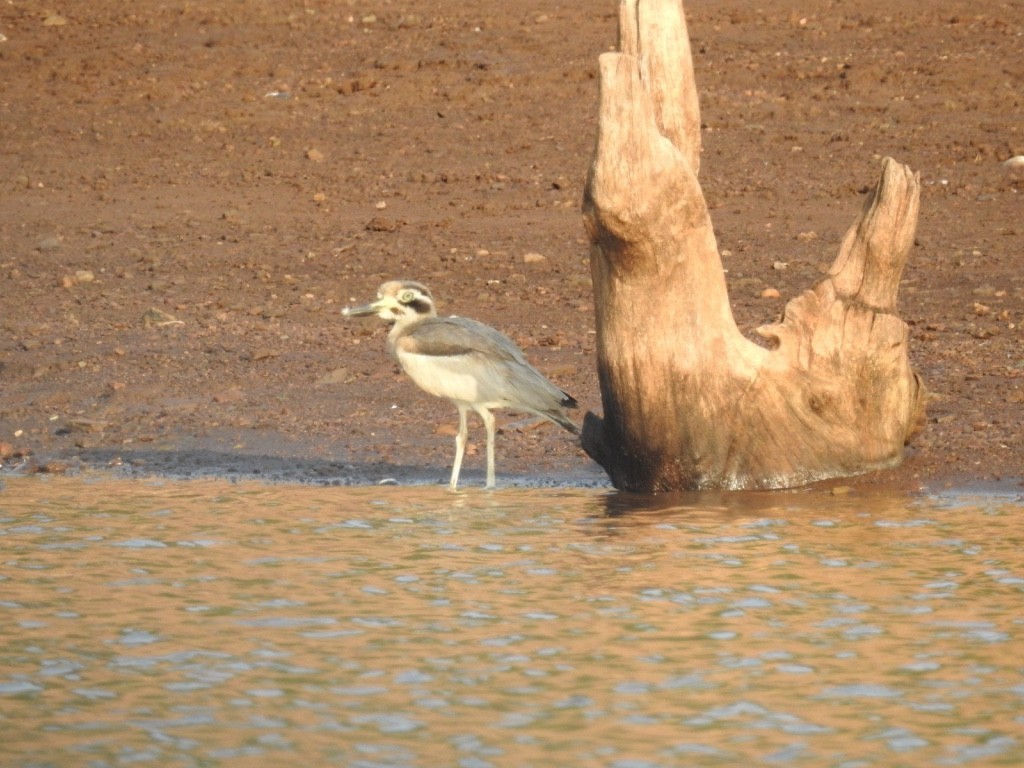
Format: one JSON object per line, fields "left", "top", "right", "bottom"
{"left": 1, "top": 477, "right": 1023, "bottom": 767}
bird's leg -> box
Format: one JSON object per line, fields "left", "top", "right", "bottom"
{"left": 449, "top": 405, "right": 469, "bottom": 491}
{"left": 477, "top": 407, "right": 497, "bottom": 489}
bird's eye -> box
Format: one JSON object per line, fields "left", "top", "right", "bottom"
{"left": 399, "top": 290, "right": 416, "bottom": 304}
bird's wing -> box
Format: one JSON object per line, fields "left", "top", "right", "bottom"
{"left": 396, "top": 316, "right": 577, "bottom": 433}
{"left": 396, "top": 317, "right": 527, "bottom": 363}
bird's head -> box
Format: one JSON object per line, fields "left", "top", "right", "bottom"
{"left": 342, "top": 280, "right": 437, "bottom": 325}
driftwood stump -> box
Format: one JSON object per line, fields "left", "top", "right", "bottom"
{"left": 581, "top": 0, "right": 926, "bottom": 491}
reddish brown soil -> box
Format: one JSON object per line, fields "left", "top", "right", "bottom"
{"left": 1, "top": 1, "right": 1021, "bottom": 491}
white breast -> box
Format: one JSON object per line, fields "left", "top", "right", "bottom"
{"left": 397, "top": 351, "right": 486, "bottom": 406}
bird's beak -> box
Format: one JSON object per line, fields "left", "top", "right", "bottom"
{"left": 342, "top": 299, "right": 384, "bottom": 318}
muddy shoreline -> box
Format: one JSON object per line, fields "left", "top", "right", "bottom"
{"left": 1, "top": 1, "right": 1021, "bottom": 494}
{"left": 3, "top": 437, "right": 1020, "bottom": 498}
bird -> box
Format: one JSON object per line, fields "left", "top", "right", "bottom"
{"left": 342, "top": 280, "right": 579, "bottom": 490}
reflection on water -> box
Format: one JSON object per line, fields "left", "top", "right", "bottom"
{"left": 1, "top": 477, "right": 1023, "bottom": 767}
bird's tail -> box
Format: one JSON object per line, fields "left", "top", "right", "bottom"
{"left": 550, "top": 412, "right": 581, "bottom": 435}
{"left": 545, "top": 392, "right": 580, "bottom": 435}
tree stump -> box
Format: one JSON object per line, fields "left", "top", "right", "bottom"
{"left": 581, "top": 0, "right": 926, "bottom": 491}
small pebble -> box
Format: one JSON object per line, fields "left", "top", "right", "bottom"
{"left": 212, "top": 387, "right": 245, "bottom": 404}
{"left": 64, "top": 419, "right": 109, "bottom": 434}
{"left": 141, "top": 308, "right": 183, "bottom": 327}
{"left": 316, "top": 368, "right": 350, "bottom": 386}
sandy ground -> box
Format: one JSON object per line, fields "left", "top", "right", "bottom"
{"left": 1, "top": 0, "right": 1021, "bottom": 492}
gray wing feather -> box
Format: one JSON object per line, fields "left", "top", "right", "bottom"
{"left": 404, "top": 317, "right": 529, "bottom": 363}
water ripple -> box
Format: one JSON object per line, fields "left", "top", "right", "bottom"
{"left": 0, "top": 478, "right": 1021, "bottom": 766}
